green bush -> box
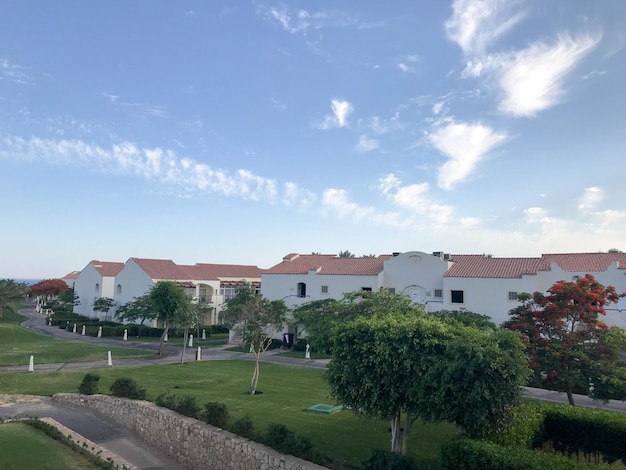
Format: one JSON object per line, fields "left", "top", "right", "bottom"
{"left": 230, "top": 415, "right": 257, "bottom": 440}
{"left": 361, "top": 449, "right": 417, "bottom": 470}
{"left": 155, "top": 392, "right": 178, "bottom": 410}
{"left": 109, "top": 377, "right": 147, "bottom": 400}
{"left": 203, "top": 402, "right": 230, "bottom": 428}
{"left": 293, "top": 339, "right": 308, "bottom": 352}
{"left": 155, "top": 393, "right": 201, "bottom": 418}
{"left": 263, "top": 423, "right": 317, "bottom": 461}
{"left": 78, "top": 373, "right": 100, "bottom": 395}
{"left": 441, "top": 438, "right": 611, "bottom": 470}
{"left": 210, "top": 324, "right": 228, "bottom": 335}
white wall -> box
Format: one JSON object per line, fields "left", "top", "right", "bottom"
{"left": 73, "top": 262, "right": 103, "bottom": 317}
{"left": 113, "top": 260, "right": 155, "bottom": 313}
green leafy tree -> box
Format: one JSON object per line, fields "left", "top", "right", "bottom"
{"left": 56, "top": 288, "right": 80, "bottom": 311}
{"left": 326, "top": 314, "right": 529, "bottom": 455}
{"left": 220, "top": 285, "right": 287, "bottom": 394}
{"left": 361, "top": 253, "right": 377, "bottom": 258}
{"left": 92, "top": 297, "right": 117, "bottom": 322}
{"left": 148, "top": 281, "right": 190, "bottom": 356}
{"left": 338, "top": 250, "right": 355, "bottom": 258}
{"left": 430, "top": 309, "right": 497, "bottom": 331}
{"left": 0, "top": 279, "right": 28, "bottom": 319}
{"left": 293, "top": 290, "right": 422, "bottom": 354}
{"left": 504, "top": 274, "right": 626, "bottom": 405}
{"left": 114, "top": 295, "right": 156, "bottom": 337}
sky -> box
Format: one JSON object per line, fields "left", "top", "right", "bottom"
{"left": 1, "top": 1, "right": 625, "bottom": 279}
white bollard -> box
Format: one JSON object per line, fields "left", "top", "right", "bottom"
{"left": 72, "top": 323, "right": 77, "bottom": 334}
{"left": 123, "top": 329, "right": 128, "bottom": 341}
{"left": 28, "top": 355, "right": 34, "bottom": 372}
{"left": 189, "top": 334, "right": 193, "bottom": 347}
{"left": 81, "top": 325, "right": 86, "bottom": 336}
{"left": 197, "top": 346, "right": 202, "bottom": 361}
{"left": 305, "top": 343, "right": 311, "bottom": 360}
{"left": 107, "top": 351, "right": 113, "bottom": 367}
{"left": 164, "top": 333, "right": 168, "bottom": 342}
{"left": 97, "top": 326, "right": 102, "bottom": 338}
{"left": 202, "top": 329, "right": 206, "bottom": 340}
{"left": 48, "top": 318, "right": 52, "bottom": 326}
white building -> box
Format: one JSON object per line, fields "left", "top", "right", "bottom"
{"left": 73, "top": 260, "right": 125, "bottom": 319}
{"left": 261, "top": 251, "right": 626, "bottom": 330}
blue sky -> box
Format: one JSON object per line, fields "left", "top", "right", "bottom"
{"left": 1, "top": 1, "right": 625, "bottom": 279}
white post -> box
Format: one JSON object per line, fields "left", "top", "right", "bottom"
{"left": 107, "top": 351, "right": 113, "bottom": 367}
{"left": 202, "top": 329, "right": 206, "bottom": 340}
{"left": 97, "top": 326, "right": 102, "bottom": 338}
{"left": 81, "top": 325, "right": 86, "bottom": 336}
{"left": 48, "top": 318, "right": 52, "bottom": 327}
{"left": 189, "top": 334, "right": 193, "bottom": 347}
{"left": 164, "top": 333, "right": 168, "bottom": 342}
{"left": 28, "top": 355, "right": 34, "bottom": 372}
{"left": 197, "top": 346, "right": 202, "bottom": 361}
{"left": 72, "top": 323, "right": 77, "bottom": 334}
{"left": 123, "top": 329, "right": 128, "bottom": 341}
{"left": 305, "top": 343, "right": 311, "bottom": 360}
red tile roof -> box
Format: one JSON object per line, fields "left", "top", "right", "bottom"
{"left": 62, "top": 270, "right": 81, "bottom": 279}
{"left": 445, "top": 253, "right": 626, "bottom": 278}
{"left": 184, "top": 263, "right": 264, "bottom": 280}
{"left": 130, "top": 258, "right": 191, "bottom": 280}
{"left": 266, "top": 254, "right": 391, "bottom": 276}
{"left": 91, "top": 261, "right": 125, "bottom": 277}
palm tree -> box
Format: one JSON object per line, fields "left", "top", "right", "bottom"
{"left": 338, "top": 250, "right": 355, "bottom": 258}
{"left": 0, "top": 279, "right": 28, "bottom": 319}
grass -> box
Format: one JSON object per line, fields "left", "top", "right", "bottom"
{"left": 0, "top": 309, "right": 156, "bottom": 366}
{"left": 0, "top": 360, "right": 457, "bottom": 469}
{"left": 0, "top": 422, "right": 100, "bottom": 469}
{"left": 278, "top": 350, "right": 332, "bottom": 360}
{"left": 108, "top": 332, "right": 229, "bottom": 348}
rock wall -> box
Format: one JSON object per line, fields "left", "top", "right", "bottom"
{"left": 53, "top": 393, "right": 329, "bottom": 470}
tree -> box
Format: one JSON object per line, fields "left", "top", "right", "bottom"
{"left": 220, "top": 285, "right": 287, "bottom": 394}
{"left": 92, "top": 297, "right": 117, "bottom": 322}
{"left": 293, "top": 290, "right": 421, "bottom": 354}
{"left": 148, "top": 281, "right": 190, "bottom": 356}
{"left": 0, "top": 279, "right": 28, "bottom": 319}
{"left": 338, "top": 250, "right": 355, "bottom": 258}
{"left": 115, "top": 295, "right": 156, "bottom": 337}
{"left": 30, "top": 279, "right": 68, "bottom": 297}
{"left": 503, "top": 274, "right": 626, "bottom": 405}
{"left": 361, "top": 253, "right": 377, "bottom": 258}
{"left": 326, "top": 313, "right": 529, "bottom": 455}
{"left": 430, "top": 309, "right": 497, "bottom": 331}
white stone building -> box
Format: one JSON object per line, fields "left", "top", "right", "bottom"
{"left": 73, "top": 260, "right": 125, "bottom": 319}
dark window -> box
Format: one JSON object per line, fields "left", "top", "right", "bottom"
{"left": 434, "top": 289, "right": 443, "bottom": 298}
{"left": 508, "top": 291, "right": 518, "bottom": 301}
{"left": 297, "top": 282, "right": 307, "bottom": 298}
{"left": 451, "top": 290, "right": 464, "bottom": 304}
{"left": 361, "top": 287, "right": 372, "bottom": 292}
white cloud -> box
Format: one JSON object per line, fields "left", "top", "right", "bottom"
{"left": 396, "top": 54, "right": 421, "bottom": 73}
{"left": 578, "top": 186, "right": 604, "bottom": 213}
{"left": 103, "top": 92, "right": 169, "bottom": 119}
{"left": 259, "top": 5, "right": 368, "bottom": 34}
{"left": 0, "top": 136, "right": 299, "bottom": 203}
{"left": 322, "top": 188, "right": 374, "bottom": 220}
{"left": 445, "top": 0, "right": 525, "bottom": 55}
{"left": 354, "top": 135, "right": 379, "bottom": 152}
{"left": 378, "top": 174, "right": 454, "bottom": 223}
{"left": 427, "top": 121, "right": 507, "bottom": 190}
{"left": 498, "top": 34, "right": 600, "bottom": 116}
{"left": 316, "top": 99, "right": 353, "bottom": 129}
{"left": 0, "top": 58, "right": 31, "bottom": 85}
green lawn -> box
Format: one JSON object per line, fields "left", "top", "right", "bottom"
{"left": 108, "top": 333, "right": 229, "bottom": 348}
{"left": 0, "top": 360, "right": 457, "bottom": 469}
{"left": 0, "top": 310, "right": 155, "bottom": 366}
{"left": 278, "top": 350, "right": 332, "bottom": 360}
{"left": 0, "top": 422, "right": 100, "bottom": 469}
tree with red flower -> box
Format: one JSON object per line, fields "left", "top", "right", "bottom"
{"left": 504, "top": 274, "right": 626, "bottom": 405}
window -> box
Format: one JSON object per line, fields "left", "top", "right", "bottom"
{"left": 451, "top": 290, "right": 464, "bottom": 304}
{"left": 361, "top": 287, "right": 372, "bottom": 292}
{"left": 321, "top": 285, "right": 328, "bottom": 294}
{"left": 297, "top": 282, "right": 307, "bottom": 298}
{"left": 95, "top": 283, "right": 100, "bottom": 293}
{"left": 116, "top": 284, "right": 122, "bottom": 295}
{"left": 434, "top": 289, "right": 443, "bottom": 298}
{"left": 388, "top": 287, "right": 396, "bottom": 294}
{"left": 508, "top": 291, "right": 518, "bottom": 301}
{"left": 220, "top": 287, "right": 236, "bottom": 301}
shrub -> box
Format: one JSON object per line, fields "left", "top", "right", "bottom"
{"left": 155, "top": 392, "right": 178, "bottom": 410}
{"left": 203, "top": 402, "right": 230, "bottom": 428}
{"left": 230, "top": 415, "right": 257, "bottom": 440}
{"left": 78, "top": 373, "right": 100, "bottom": 395}
{"left": 362, "top": 449, "right": 417, "bottom": 470}
{"left": 263, "top": 423, "right": 317, "bottom": 461}
{"left": 210, "top": 324, "right": 228, "bottom": 335}
{"left": 293, "top": 339, "right": 308, "bottom": 352}
{"left": 109, "top": 377, "right": 147, "bottom": 400}
{"left": 174, "top": 395, "right": 201, "bottom": 419}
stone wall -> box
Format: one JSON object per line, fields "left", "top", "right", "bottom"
{"left": 53, "top": 393, "right": 329, "bottom": 470}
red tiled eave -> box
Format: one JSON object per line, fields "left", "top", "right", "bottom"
{"left": 265, "top": 254, "right": 391, "bottom": 276}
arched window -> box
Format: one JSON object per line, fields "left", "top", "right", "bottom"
{"left": 116, "top": 284, "right": 122, "bottom": 295}
{"left": 95, "top": 283, "right": 100, "bottom": 293}
{"left": 297, "top": 282, "right": 307, "bottom": 298}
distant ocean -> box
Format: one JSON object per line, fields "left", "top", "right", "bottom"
{"left": 13, "top": 278, "right": 42, "bottom": 285}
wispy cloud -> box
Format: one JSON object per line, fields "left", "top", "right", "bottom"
{"left": 498, "top": 34, "right": 600, "bottom": 116}
{"left": 445, "top": 0, "right": 525, "bottom": 55}
{"left": 378, "top": 174, "right": 454, "bottom": 223}
{"left": 316, "top": 99, "right": 353, "bottom": 129}
{"left": 322, "top": 188, "right": 374, "bottom": 220}
{"left": 0, "top": 58, "right": 31, "bottom": 85}
{"left": 354, "top": 135, "right": 379, "bottom": 152}
{"left": 103, "top": 92, "right": 169, "bottom": 119}
{"left": 427, "top": 121, "right": 507, "bottom": 190}
{"left": 578, "top": 186, "right": 604, "bottom": 213}
{"left": 396, "top": 54, "right": 421, "bottom": 73}
{"left": 259, "top": 4, "right": 369, "bottom": 34}
{"left": 0, "top": 136, "right": 316, "bottom": 205}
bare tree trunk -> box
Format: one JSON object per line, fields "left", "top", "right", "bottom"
{"left": 390, "top": 411, "right": 402, "bottom": 453}
{"left": 158, "top": 319, "right": 170, "bottom": 356}
{"left": 566, "top": 386, "right": 576, "bottom": 406}
{"left": 401, "top": 413, "right": 412, "bottom": 455}
{"left": 250, "top": 355, "right": 260, "bottom": 394}
{"left": 181, "top": 326, "right": 188, "bottom": 364}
